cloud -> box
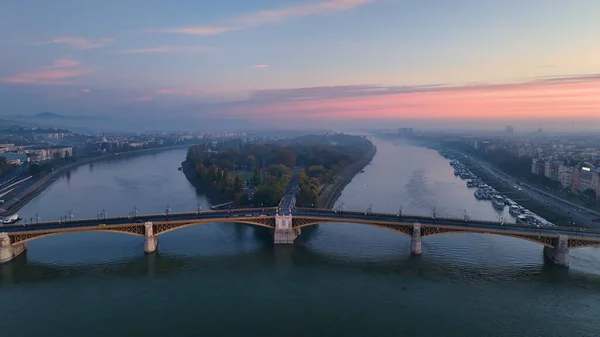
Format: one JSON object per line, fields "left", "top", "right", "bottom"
{"left": 108, "top": 46, "right": 215, "bottom": 54}
{"left": 216, "top": 73, "right": 600, "bottom": 120}
{"left": 0, "top": 57, "right": 94, "bottom": 86}
{"left": 33, "top": 37, "right": 114, "bottom": 50}
{"left": 81, "top": 88, "right": 90, "bottom": 93}
{"left": 154, "top": 0, "right": 374, "bottom": 35}
{"left": 253, "top": 64, "right": 269, "bottom": 68}
{"left": 155, "top": 26, "right": 234, "bottom": 36}
{"left": 41, "top": 57, "right": 82, "bottom": 69}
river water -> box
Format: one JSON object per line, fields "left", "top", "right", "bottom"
{"left": 1, "top": 139, "right": 600, "bottom": 337}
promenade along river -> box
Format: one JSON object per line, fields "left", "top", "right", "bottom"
{"left": 1, "top": 139, "right": 600, "bottom": 337}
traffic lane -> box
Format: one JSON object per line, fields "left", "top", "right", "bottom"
{"left": 473, "top": 161, "right": 597, "bottom": 226}
{"left": 2, "top": 209, "right": 277, "bottom": 233}
{"left": 480, "top": 161, "right": 594, "bottom": 215}
{"left": 295, "top": 210, "right": 600, "bottom": 236}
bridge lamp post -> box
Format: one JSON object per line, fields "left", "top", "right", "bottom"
{"left": 398, "top": 205, "right": 403, "bottom": 217}
{"left": 35, "top": 213, "right": 40, "bottom": 224}
{"left": 68, "top": 210, "right": 73, "bottom": 222}
{"left": 432, "top": 207, "right": 437, "bottom": 220}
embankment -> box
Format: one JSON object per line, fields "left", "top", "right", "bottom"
{"left": 0, "top": 145, "right": 188, "bottom": 216}
{"left": 317, "top": 143, "right": 377, "bottom": 208}
{"left": 181, "top": 160, "right": 232, "bottom": 205}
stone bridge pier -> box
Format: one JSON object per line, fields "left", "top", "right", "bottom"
{"left": 544, "top": 235, "right": 570, "bottom": 267}
{"left": 144, "top": 222, "right": 158, "bottom": 254}
{"left": 0, "top": 232, "right": 27, "bottom": 264}
{"left": 411, "top": 223, "right": 422, "bottom": 255}
{"left": 274, "top": 214, "right": 299, "bottom": 244}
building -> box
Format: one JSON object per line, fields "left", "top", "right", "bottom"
{"left": 22, "top": 147, "right": 73, "bottom": 162}
{"left": 575, "top": 163, "right": 595, "bottom": 193}
{"left": 592, "top": 169, "right": 600, "bottom": 198}
{"left": 531, "top": 158, "right": 545, "bottom": 175}
{"left": 558, "top": 165, "right": 574, "bottom": 189}
{"left": 544, "top": 161, "right": 560, "bottom": 181}
{"left": 0, "top": 152, "right": 29, "bottom": 165}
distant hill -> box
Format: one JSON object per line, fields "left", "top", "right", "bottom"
{"left": 34, "top": 112, "right": 68, "bottom": 119}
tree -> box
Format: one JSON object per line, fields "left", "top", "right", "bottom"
{"left": 583, "top": 188, "right": 596, "bottom": 200}
{"left": 233, "top": 175, "right": 244, "bottom": 194}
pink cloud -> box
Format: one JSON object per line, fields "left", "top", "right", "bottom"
{"left": 156, "top": 89, "right": 175, "bottom": 94}
{"left": 108, "top": 46, "right": 215, "bottom": 54}
{"left": 0, "top": 58, "right": 94, "bottom": 86}
{"left": 223, "top": 74, "right": 600, "bottom": 120}
{"left": 42, "top": 57, "right": 82, "bottom": 69}
{"left": 154, "top": 0, "right": 374, "bottom": 35}
{"left": 253, "top": 64, "right": 269, "bottom": 68}
{"left": 155, "top": 26, "right": 233, "bottom": 35}
{"left": 34, "top": 37, "right": 114, "bottom": 49}
{"left": 81, "top": 88, "right": 90, "bottom": 93}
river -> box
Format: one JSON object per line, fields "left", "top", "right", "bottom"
{"left": 1, "top": 139, "right": 600, "bottom": 337}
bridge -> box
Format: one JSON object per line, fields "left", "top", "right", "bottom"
{"left": 2, "top": 206, "right": 600, "bottom": 267}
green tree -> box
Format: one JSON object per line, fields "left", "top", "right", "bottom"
{"left": 233, "top": 175, "right": 244, "bottom": 194}
{"left": 583, "top": 188, "right": 596, "bottom": 200}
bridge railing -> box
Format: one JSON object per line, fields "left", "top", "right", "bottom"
{"left": 4, "top": 207, "right": 279, "bottom": 228}
{"left": 294, "top": 207, "right": 508, "bottom": 224}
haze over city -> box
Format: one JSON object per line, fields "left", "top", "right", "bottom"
{"left": 1, "top": 0, "right": 599, "bottom": 131}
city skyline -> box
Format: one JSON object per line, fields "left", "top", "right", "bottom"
{"left": 1, "top": 0, "right": 600, "bottom": 129}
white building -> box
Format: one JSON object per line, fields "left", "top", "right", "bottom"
{"left": 558, "top": 165, "right": 574, "bottom": 189}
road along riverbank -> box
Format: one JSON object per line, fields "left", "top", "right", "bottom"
{"left": 0, "top": 145, "right": 189, "bottom": 217}
{"left": 317, "top": 144, "right": 377, "bottom": 208}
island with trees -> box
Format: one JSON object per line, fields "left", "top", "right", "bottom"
{"left": 183, "top": 134, "right": 376, "bottom": 208}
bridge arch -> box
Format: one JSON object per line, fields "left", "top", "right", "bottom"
{"left": 9, "top": 228, "right": 144, "bottom": 245}
{"left": 153, "top": 218, "right": 276, "bottom": 236}
{"left": 421, "top": 231, "right": 555, "bottom": 247}
{"left": 292, "top": 218, "right": 413, "bottom": 237}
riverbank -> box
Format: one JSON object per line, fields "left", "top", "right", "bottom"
{"left": 181, "top": 160, "right": 235, "bottom": 206}
{"left": 317, "top": 143, "right": 377, "bottom": 208}
{"left": 0, "top": 145, "right": 189, "bottom": 216}
{"left": 182, "top": 140, "right": 377, "bottom": 210}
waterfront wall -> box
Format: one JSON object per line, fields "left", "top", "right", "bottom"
{"left": 317, "top": 143, "right": 377, "bottom": 209}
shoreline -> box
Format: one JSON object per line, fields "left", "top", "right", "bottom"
{"left": 317, "top": 143, "right": 377, "bottom": 209}
{"left": 0, "top": 145, "right": 189, "bottom": 216}
{"left": 181, "top": 160, "right": 233, "bottom": 206}
{"left": 182, "top": 141, "right": 377, "bottom": 210}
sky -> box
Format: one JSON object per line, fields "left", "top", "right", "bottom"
{"left": 1, "top": 0, "right": 600, "bottom": 131}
